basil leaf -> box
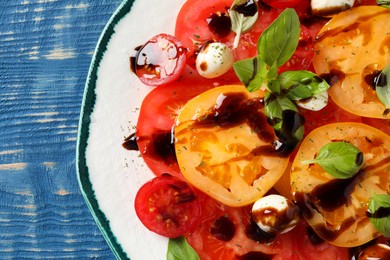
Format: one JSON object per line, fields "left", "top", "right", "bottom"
{"left": 230, "top": 0, "right": 258, "bottom": 48}
{"left": 264, "top": 93, "right": 304, "bottom": 151}
{"left": 258, "top": 8, "right": 300, "bottom": 68}
{"left": 368, "top": 193, "right": 390, "bottom": 237}
{"left": 277, "top": 70, "right": 330, "bottom": 100}
{"left": 233, "top": 56, "right": 267, "bottom": 92}
{"left": 264, "top": 93, "right": 298, "bottom": 131}
{"left": 375, "top": 64, "right": 390, "bottom": 112}
{"left": 167, "top": 237, "right": 199, "bottom": 260}
{"left": 267, "top": 79, "right": 282, "bottom": 95}
{"left": 377, "top": 0, "right": 390, "bottom": 7}
{"left": 267, "top": 63, "right": 279, "bottom": 81}
{"left": 277, "top": 109, "right": 305, "bottom": 152}
{"left": 302, "top": 141, "right": 363, "bottom": 179}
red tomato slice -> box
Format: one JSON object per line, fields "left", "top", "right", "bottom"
{"left": 291, "top": 220, "right": 350, "bottom": 260}
{"left": 134, "top": 174, "right": 202, "bottom": 238}
{"left": 354, "top": 0, "right": 379, "bottom": 6}
{"left": 175, "top": 0, "right": 323, "bottom": 74}
{"left": 302, "top": 97, "right": 390, "bottom": 137}
{"left": 175, "top": 0, "right": 283, "bottom": 66}
{"left": 174, "top": 0, "right": 234, "bottom": 68}
{"left": 278, "top": 24, "right": 314, "bottom": 73}
{"left": 185, "top": 193, "right": 349, "bottom": 260}
{"left": 262, "top": 0, "right": 304, "bottom": 9}
{"left": 301, "top": 98, "right": 362, "bottom": 135}
{"left": 134, "top": 34, "right": 187, "bottom": 86}
{"left": 136, "top": 66, "right": 240, "bottom": 178}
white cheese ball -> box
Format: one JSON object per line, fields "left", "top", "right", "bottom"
{"left": 195, "top": 42, "right": 234, "bottom": 79}
{"left": 252, "top": 194, "right": 300, "bottom": 234}
{"left": 311, "top": 0, "right": 355, "bottom": 17}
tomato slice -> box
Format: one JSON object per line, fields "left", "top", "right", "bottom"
{"left": 291, "top": 122, "right": 390, "bottom": 247}
{"left": 134, "top": 34, "right": 187, "bottom": 86}
{"left": 174, "top": 85, "right": 290, "bottom": 207}
{"left": 134, "top": 174, "right": 202, "bottom": 238}
{"left": 175, "top": 0, "right": 324, "bottom": 76}
{"left": 136, "top": 67, "right": 240, "bottom": 178}
{"left": 262, "top": 0, "right": 304, "bottom": 9}
{"left": 174, "top": 0, "right": 235, "bottom": 68}
{"left": 174, "top": 0, "right": 284, "bottom": 66}
{"left": 175, "top": 0, "right": 279, "bottom": 66}
{"left": 312, "top": 6, "right": 390, "bottom": 119}
{"left": 185, "top": 193, "right": 349, "bottom": 260}
{"left": 301, "top": 98, "right": 363, "bottom": 135}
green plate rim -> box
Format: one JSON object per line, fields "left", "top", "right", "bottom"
{"left": 76, "top": 0, "right": 135, "bottom": 259}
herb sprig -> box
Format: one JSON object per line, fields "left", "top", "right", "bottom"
{"left": 367, "top": 193, "right": 390, "bottom": 237}
{"left": 375, "top": 63, "right": 390, "bottom": 115}
{"left": 302, "top": 141, "right": 363, "bottom": 179}
{"left": 233, "top": 8, "right": 330, "bottom": 150}
{"left": 167, "top": 236, "right": 199, "bottom": 260}
{"left": 377, "top": 0, "right": 390, "bottom": 8}
{"left": 230, "top": 0, "right": 259, "bottom": 48}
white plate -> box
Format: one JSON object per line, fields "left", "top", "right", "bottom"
{"left": 76, "top": 0, "right": 187, "bottom": 259}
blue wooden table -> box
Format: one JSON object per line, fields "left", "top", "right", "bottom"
{"left": 0, "top": 0, "right": 123, "bottom": 258}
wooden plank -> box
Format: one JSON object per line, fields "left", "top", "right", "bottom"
{"left": 0, "top": 0, "right": 124, "bottom": 258}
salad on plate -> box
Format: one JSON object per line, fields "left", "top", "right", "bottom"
{"left": 119, "top": 0, "right": 390, "bottom": 259}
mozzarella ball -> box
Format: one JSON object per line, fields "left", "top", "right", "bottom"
{"left": 311, "top": 0, "right": 355, "bottom": 17}
{"left": 296, "top": 91, "right": 328, "bottom": 111}
{"left": 252, "top": 194, "right": 300, "bottom": 234}
{"left": 196, "top": 42, "right": 234, "bottom": 79}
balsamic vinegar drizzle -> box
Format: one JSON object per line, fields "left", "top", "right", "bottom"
{"left": 349, "top": 237, "right": 390, "bottom": 260}
{"left": 122, "top": 131, "right": 177, "bottom": 166}
{"left": 192, "top": 92, "right": 302, "bottom": 156}
{"left": 232, "top": 0, "right": 258, "bottom": 17}
{"left": 364, "top": 69, "right": 383, "bottom": 89}
{"left": 210, "top": 216, "right": 236, "bottom": 242}
{"left": 245, "top": 217, "right": 276, "bottom": 244}
{"left": 207, "top": 12, "right": 231, "bottom": 39}
{"left": 366, "top": 206, "right": 390, "bottom": 219}
{"left": 293, "top": 170, "right": 365, "bottom": 242}
{"left": 122, "top": 133, "right": 139, "bottom": 151}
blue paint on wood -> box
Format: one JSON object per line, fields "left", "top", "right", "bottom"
{"left": 0, "top": 0, "right": 124, "bottom": 258}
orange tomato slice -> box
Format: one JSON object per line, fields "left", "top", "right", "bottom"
{"left": 174, "top": 85, "right": 290, "bottom": 207}
{"left": 312, "top": 6, "right": 390, "bottom": 119}
{"left": 291, "top": 122, "right": 390, "bottom": 247}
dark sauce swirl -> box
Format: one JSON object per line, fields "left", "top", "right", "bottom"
{"left": 192, "top": 92, "right": 302, "bottom": 157}
{"left": 232, "top": 0, "right": 258, "bottom": 17}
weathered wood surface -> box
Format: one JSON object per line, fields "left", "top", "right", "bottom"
{"left": 0, "top": 0, "right": 123, "bottom": 258}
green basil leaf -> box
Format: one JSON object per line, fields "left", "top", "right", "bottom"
{"left": 375, "top": 64, "right": 390, "bottom": 112}
{"left": 233, "top": 56, "right": 267, "bottom": 92}
{"left": 258, "top": 8, "right": 300, "bottom": 68}
{"left": 267, "top": 63, "right": 279, "bottom": 81}
{"left": 368, "top": 193, "right": 390, "bottom": 237}
{"left": 278, "top": 109, "right": 305, "bottom": 151}
{"left": 264, "top": 94, "right": 298, "bottom": 131}
{"left": 277, "top": 70, "right": 330, "bottom": 100}
{"left": 377, "top": 0, "right": 390, "bottom": 7}
{"left": 302, "top": 141, "right": 363, "bottom": 179}
{"left": 267, "top": 79, "right": 282, "bottom": 95}
{"left": 264, "top": 93, "right": 304, "bottom": 150}
{"left": 230, "top": 0, "right": 258, "bottom": 48}
{"left": 167, "top": 237, "right": 199, "bottom": 260}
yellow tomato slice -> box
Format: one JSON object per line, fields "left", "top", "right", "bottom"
{"left": 291, "top": 122, "right": 390, "bottom": 247}
{"left": 312, "top": 6, "right": 390, "bottom": 119}
{"left": 174, "top": 85, "right": 290, "bottom": 207}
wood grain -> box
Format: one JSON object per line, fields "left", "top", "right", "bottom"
{"left": 0, "top": 0, "right": 123, "bottom": 258}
